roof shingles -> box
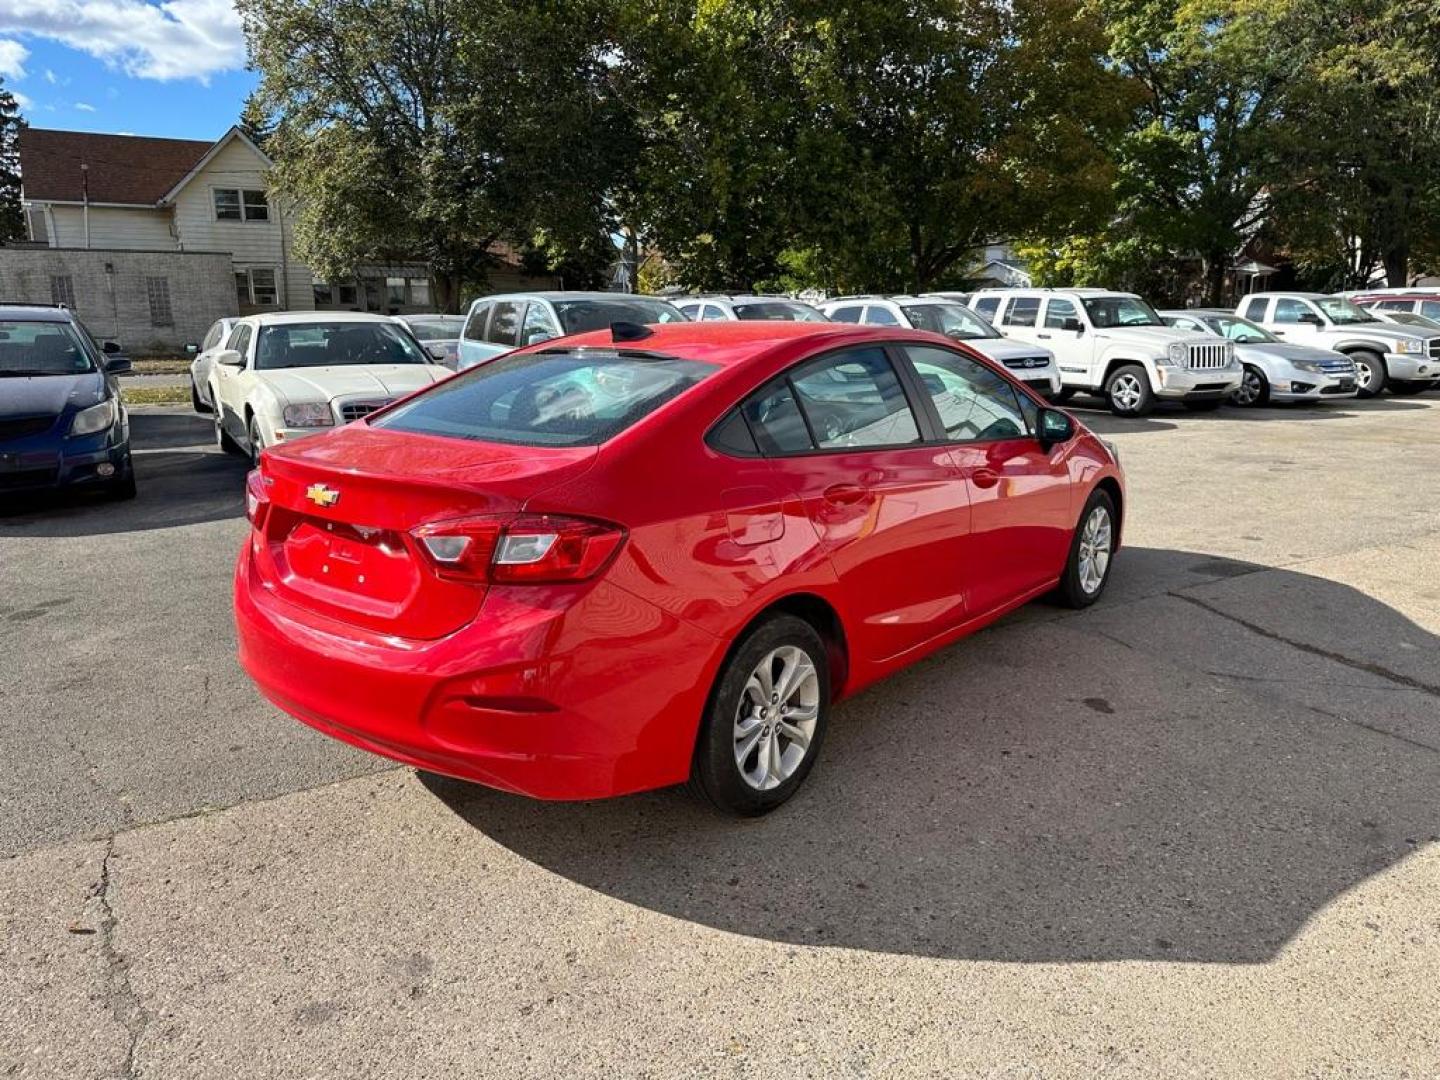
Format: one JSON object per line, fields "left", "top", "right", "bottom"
{"left": 18, "top": 129, "right": 215, "bottom": 205}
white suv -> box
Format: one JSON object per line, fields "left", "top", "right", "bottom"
{"left": 671, "top": 295, "right": 829, "bottom": 323}
{"left": 1237, "top": 291, "right": 1440, "bottom": 397}
{"left": 819, "top": 295, "right": 1061, "bottom": 397}
{"left": 971, "top": 288, "right": 1240, "bottom": 416}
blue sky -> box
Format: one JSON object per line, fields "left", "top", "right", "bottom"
{"left": 0, "top": 1, "right": 255, "bottom": 140}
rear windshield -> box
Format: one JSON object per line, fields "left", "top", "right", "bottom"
{"left": 255, "top": 322, "right": 432, "bottom": 369}
{"left": 0, "top": 320, "right": 96, "bottom": 376}
{"left": 371, "top": 348, "right": 716, "bottom": 446}
{"left": 732, "top": 302, "right": 828, "bottom": 323}
{"left": 553, "top": 299, "right": 688, "bottom": 335}
{"left": 403, "top": 316, "right": 466, "bottom": 341}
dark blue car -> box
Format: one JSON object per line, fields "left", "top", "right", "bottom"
{"left": 0, "top": 304, "right": 135, "bottom": 501}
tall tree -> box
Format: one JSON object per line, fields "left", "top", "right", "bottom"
{"left": 238, "top": 0, "right": 629, "bottom": 311}
{"left": 0, "top": 80, "right": 25, "bottom": 243}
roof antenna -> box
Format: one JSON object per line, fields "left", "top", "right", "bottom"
{"left": 610, "top": 321, "right": 654, "bottom": 343}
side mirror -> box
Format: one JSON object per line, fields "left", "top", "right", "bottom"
{"left": 184, "top": 342, "right": 200, "bottom": 355}
{"left": 103, "top": 354, "right": 132, "bottom": 374}
{"left": 1037, "top": 407, "right": 1075, "bottom": 448}
{"left": 216, "top": 349, "right": 245, "bottom": 367}
{"left": 102, "top": 340, "right": 122, "bottom": 354}
{"left": 1298, "top": 313, "right": 1323, "bottom": 326}
{"left": 523, "top": 329, "right": 554, "bottom": 347}
{"left": 1061, "top": 317, "right": 1084, "bottom": 333}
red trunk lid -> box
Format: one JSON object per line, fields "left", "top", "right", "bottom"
{"left": 252, "top": 425, "right": 597, "bottom": 639}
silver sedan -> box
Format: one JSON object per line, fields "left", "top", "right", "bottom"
{"left": 1160, "top": 309, "right": 1358, "bottom": 405}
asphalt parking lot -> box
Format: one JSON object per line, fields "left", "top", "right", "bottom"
{"left": 3, "top": 397, "right": 1438, "bottom": 1079}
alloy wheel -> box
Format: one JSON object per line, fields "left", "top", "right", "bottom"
{"left": 1235, "top": 370, "right": 1263, "bottom": 405}
{"left": 1355, "top": 358, "right": 1375, "bottom": 391}
{"left": 1111, "top": 374, "right": 1143, "bottom": 412}
{"left": 1077, "top": 505, "right": 1113, "bottom": 595}
{"left": 733, "top": 645, "right": 820, "bottom": 791}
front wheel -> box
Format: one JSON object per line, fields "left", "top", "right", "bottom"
{"left": 247, "top": 414, "right": 265, "bottom": 465}
{"left": 214, "top": 404, "right": 245, "bottom": 457}
{"left": 1105, "top": 364, "right": 1155, "bottom": 417}
{"left": 1230, "top": 365, "right": 1270, "bottom": 407}
{"left": 690, "top": 615, "right": 831, "bottom": 816}
{"left": 1056, "top": 490, "right": 1117, "bottom": 609}
{"left": 1351, "top": 351, "right": 1386, "bottom": 399}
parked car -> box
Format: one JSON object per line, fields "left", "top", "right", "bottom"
{"left": 1237, "top": 291, "right": 1440, "bottom": 397}
{"left": 0, "top": 302, "right": 134, "bottom": 500}
{"left": 235, "top": 321, "right": 1125, "bottom": 815}
{"left": 1159, "top": 309, "right": 1358, "bottom": 406}
{"left": 671, "top": 295, "right": 829, "bottom": 323}
{"left": 207, "top": 312, "right": 447, "bottom": 465}
{"left": 393, "top": 313, "right": 467, "bottom": 369}
{"left": 457, "top": 292, "right": 689, "bottom": 371}
{"left": 1365, "top": 308, "right": 1440, "bottom": 332}
{"left": 1347, "top": 290, "right": 1440, "bottom": 323}
{"left": 819, "top": 295, "right": 1062, "bottom": 397}
{"left": 919, "top": 291, "right": 973, "bottom": 306}
{"left": 186, "top": 317, "right": 238, "bottom": 413}
{"left": 971, "top": 288, "right": 1241, "bottom": 416}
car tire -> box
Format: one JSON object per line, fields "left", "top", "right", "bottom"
{"left": 247, "top": 414, "right": 264, "bottom": 465}
{"left": 1105, "top": 364, "right": 1154, "bottom": 417}
{"left": 1182, "top": 399, "right": 1223, "bottom": 412}
{"left": 1351, "top": 351, "right": 1386, "bottom": 399}
{"left": 109, "top": 459, "right": 137, "bottom": 501}
{"left": 690, "top": 614, "right": 831, "bottom": 817}
{"left": 214, "top": 404, "right": 245, "bottom": 457}
{"left": 1387, "top": 380, "right": 1429, "bottom": 396}
{"left": 191, "top": 379, "right": 211, "bottom": 414}
{"left": 1230, "top": 365, "right": 1270, "bottom": 407}
{"left": 1056, "top": 488, "right": 1117, "bottom": 609}
{"left": 1051, "top": 387, "right": 1076, "bottom": 403}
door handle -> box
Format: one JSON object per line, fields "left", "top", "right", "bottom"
{"left": 822, "top": 483, "right": 868, "bottom": 506}
{"left": 1037, "top": 333, "right": 1052, "bottom": 339}
{"left": 971, "top": 468, "right": 1000, "bottom": 489}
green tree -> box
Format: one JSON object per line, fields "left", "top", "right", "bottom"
{"left": 0, "top": 81, "right": 25, "bottom": 243}
{"left": 238, "top": 0, "right": 629, "bottom": 311}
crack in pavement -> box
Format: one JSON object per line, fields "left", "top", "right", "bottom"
{"left": 94, "top": 837, "right": 153, "bottom": 1080}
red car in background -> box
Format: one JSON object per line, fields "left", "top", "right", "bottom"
{"left": 234, "top": 321, "right": 1125, "bottom": 815}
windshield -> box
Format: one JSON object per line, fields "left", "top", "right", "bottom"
{"left": 731, "top": 301, "right": 828, "bottom": 323}
{"left": 372, "top": 348, "right": 715, "bottom": 447}
{"left": 254, "top": 322, "right": 431, "bottom": 370}
{"left": 904, "top": 303, "right": 999, "bottom": 339}
{"left": 1384, "top": 311, "right": 1440, "bottom": 329}
{"left": 402, "top": 316, "right": 466, "bottom": 341}
{"left": 553, "top": 299, "right": 688, "bottom": 335}
{"left": 0, "top": 320, "right": 97, "bottom": 376}
{"left": 1317, "top": 297, "right": 1378, "bottom": 325}
{"left": 1202, "top": 314, "right": 1276, "bottom": 344}
{"left": 1082, "top": 297, "right": 1163, "bottom": 328}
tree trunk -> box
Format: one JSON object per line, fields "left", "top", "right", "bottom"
{"left": 1202, "top": 253, "right": 1227, "bottom": 307}
{"left": 433, "top": 272, "right": 462, "bottom": 314}
{"left": 1383, "top": 241, "right": 1409, "bottom": 288}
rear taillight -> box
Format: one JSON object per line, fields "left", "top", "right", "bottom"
{"left": 245, "top": 469, "right": 270, "bottom": 530}
{"left": 410, "top": 514, "right": 625, "bottom": 585}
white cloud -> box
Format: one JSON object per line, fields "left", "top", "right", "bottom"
{"left": 44, "top": 68, "right": 63, "bottom": 85}
{"left": 0, "top": 0, "right": 245, "bottom": 83}
{"left": 11, "top": 89, "right": 32, "bottom": 109}
{"left": 74, "top": 101, "right": 96, "bottom": 111}
{"left": 0, "top": 38, "right": 29, "bottom": 80}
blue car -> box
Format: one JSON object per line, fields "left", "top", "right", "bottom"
{"left": 0, "top": 303, "right": 135, "bottom": 501}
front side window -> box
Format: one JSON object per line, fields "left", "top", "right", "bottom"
{"left": 487, "top": 301, "right": 524, "bottom": 346}
{"left": 519, "top": 303, "right": 560, "bottom": 345}
{"left": 1081, "top": 296, "right": 1162, "bottom": 328}
{"left": 904, "top": 303, "right": 998, "bottom": 339}
{"left": 225, "top": 324, "right": 252, "bottom": 359}
{"left": 788, "top": 347, "right": 920, "bottom": 450}
{"left": 972, "top": 296, "right": 1001, "bottom": 321}
{"left": 373, "top": 349, "right": 715, "bottom": 447}
{"left": 1003, "top": 297, "right": 1040, "bottom": 327}
{"left": 1044, "top": 298, "right": 1080, "bottom": 329}
{"left": 700, "top": 304, "right": 728, "bottom": 321}
{"left": 904, "top": 345, "right": 1029, "bottom": 442}
{"left": 1238, "top": 296, "right": 1268, "bottom": 321}
{"left": 1272, "top": 298, "right": 1314, "bottom": 324}
{"left": 0, "top": 320, "right": 96, "bottom": 375}
{"left": 254, "top": 321, "right": 431, "bottom": 370}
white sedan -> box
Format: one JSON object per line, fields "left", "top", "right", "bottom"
{"left": 208, "top": 311, "right": 447, "bottom": 463}
{"left": 187, "top": 316, "right": 238, "bottom": 413}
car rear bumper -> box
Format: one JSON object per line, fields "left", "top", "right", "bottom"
{"left": 1383, "top": 354, "right": 1440, "bottom": 381}
{"left": 233, "top": 538, "right": 721, "bottom": 800}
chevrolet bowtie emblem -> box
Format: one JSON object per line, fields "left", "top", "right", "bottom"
{"left": 306, "top": 483, "right": 340, "bottom": 508}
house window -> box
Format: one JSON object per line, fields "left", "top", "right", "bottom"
{"left": 386, "top": 277, "right": 406, "bottom": 306}
{"left": 313, "top": 281, "right": 333, "bottom": 306}
{"left": 408, "top": 278, "right": 430, "bottom": 307}
{"left": 236, "top": 268, "right": 280, "bottom": 307}
{"left": 51, "top": 275, "right": 76, "bottom": 307}
{"left": 146, "top": 277, "right": 174, "bottom": 326}
{"left": 337, "top": 283, "right": 358, "bottom": 306}
{"left": 215, "top": 188, "right": 269, "bottom": 222}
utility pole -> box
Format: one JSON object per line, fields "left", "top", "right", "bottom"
{"left": 80, "top": 164, "right": 90, "bottom": 249}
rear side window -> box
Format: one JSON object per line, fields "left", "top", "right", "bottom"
{"left": 372, "top": 349, "right": 715, "bottom": 447}
{"left": 488, "top": 302, "right": 524, "bottom": 346}
{"left": 1003, "top": 298, "right": 1040, "bottom": 327}
{"left": 972, "top": 296, "right": 1000, "bottom": 321}
{"left": 828, "top": 305, "right": 863, "bottom": 323}
{"left": 706, "top": 409, "right": 760, "bottom": 456}
{"left": 862, "top": 306, "right": 901, "bottom": 326}
{"left": 743, "top": 381, "right": 813, "bottom": 454}
{"left": 1238, "top": 296, "right": 1267, "bottom": 321}
{"left": 463, "top": 303, "right": 491, "bottom": 340}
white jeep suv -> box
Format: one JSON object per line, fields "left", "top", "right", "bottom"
{"left": 820, "top": 294, "right": 1062, "bottom": 397}
{"left": 1236, "top": 292, "right": 1440, "bottom": 397}
{"left": 971, "top": 288, "right": 1240, "bottom": 416}
{"left": 209, "top": 312, "right": 446, "bottom": 464}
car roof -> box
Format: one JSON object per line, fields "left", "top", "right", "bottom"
{"left": 971, "top": 288, "right": 1137, "bottom": 299}
{"left": 469, "top": 292, "right": 676, "bottom": 306}
{"left": 244, "top": 311, "right": 400, "bottom": 326}
{"left": 0, "top": 304, "right": 75, "bottom": 322}
{"left": 1350, "top": 292, "right": 1435, "bottom": 300}
{"left": 552, "top": 320, "right": 941, "bottom": 368}
{"left": 1244, "top": 291, "right": 1327, "bottom": 299}
{"left": 1160, "top": 308, "right": 1232, "bottom": 317}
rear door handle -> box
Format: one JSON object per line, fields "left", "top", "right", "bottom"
{"left": 971, "top": 468, "right": 1000, "bottom": 489}
{"left": 823, "top": 483, "right": 868, "bottom": 506}
{"left": 1037, "top": 333, "right": 1052, "bottom": 339}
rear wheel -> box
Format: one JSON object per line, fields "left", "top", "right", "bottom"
{"left": 1230, "top": 364, "right": 1270, "bottom": 407}
{"left": 1056, "top": 490, "right": 1117, "bottom": 609}
{"left": 690, "top": 614, "right": 831, "bottom": 816}
{"left": 1351, "top": 351, "right": 1385, "bottom": 399}
{"left": 1105, "top": 364, "right": 1154, "bottom": 417}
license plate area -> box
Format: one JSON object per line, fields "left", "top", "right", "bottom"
{"left": 271, "top": 510, "right": 419, "bottom": 613}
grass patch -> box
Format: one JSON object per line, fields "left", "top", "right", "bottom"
{"left": 131, "top": 357, "right": 193, "bottom": 375}
{"left": 122, "top": 385, "right": 192, "bottom": 407}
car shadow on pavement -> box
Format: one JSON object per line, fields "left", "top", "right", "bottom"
{"left": 0, "top": 410, "right": 249, "bottom": 535}
{"left": 422, "top": 547, "right": 1440, "bottom": 965}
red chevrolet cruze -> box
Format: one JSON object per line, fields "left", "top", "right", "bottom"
{"left": 235, "top": 321, "right": 1124, "bottom": 814}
